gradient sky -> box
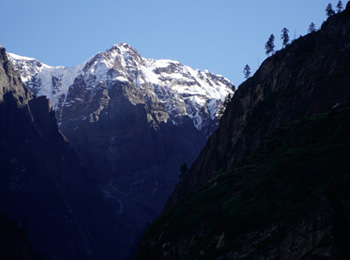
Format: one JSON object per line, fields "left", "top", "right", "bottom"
{"left": 1, "top": 0, "right": 341, "bottom": 86}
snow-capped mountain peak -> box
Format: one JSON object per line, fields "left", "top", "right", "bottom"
{"left": 8, "top": 43, "right": 234, "bottom": 133}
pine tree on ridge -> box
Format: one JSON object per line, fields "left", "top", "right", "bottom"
{"left": 265, "top": 34, "right": 275, "bottom": 56}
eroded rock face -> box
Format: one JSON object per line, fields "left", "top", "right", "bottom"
{"left": 57, "top": 45, "right": 235, "bottom": 245}
{"left": 136, "top": 101, "right": 350, "bottom": 260}
{"left": 0, "top": 47, "right": 131, "bottom": 260}
{"left": 8, "top": 43, "right": 235, "bottom": 256}
{"left": 135, "top": 8, "right": 350, "bottom": 260}
{"left": 144, "top": 208, "right": 338, "bottom": 260}
{"left": 166, "top": 8, "right": 350, "bottom": 208}
{"left": 0, "top": 48, "right": 31, "bottom": 105}
{"left": 223, "top": 208, "right": 337, "bottom": 260}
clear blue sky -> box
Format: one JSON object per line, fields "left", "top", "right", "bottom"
{"left": 1, "top": 0, "right": 341, "bottom": 86}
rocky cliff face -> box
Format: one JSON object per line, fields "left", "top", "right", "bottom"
{"left": 136, "top": 6, "right": 350, "bottom": 260}
{"left": 166, "top": 7, "right": 350, "bottom": 208}
{"left": 57, "top": 43, "right": 233, "bottom": 181}
{"left": 136, "top": 99, "right": 350, "bottom": 260}
{"left": 8, "top": 43, "right": 234, "bottom": 255}
{"left": 0, "top": 47, "right": 132, "bottom": 260}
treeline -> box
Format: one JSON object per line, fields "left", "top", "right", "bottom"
{"left": 243, "top": 1, "right": 346, "bottom": 79}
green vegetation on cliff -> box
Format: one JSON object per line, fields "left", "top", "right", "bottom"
{"left": 137, "top": 102, "right": 350, "bottom": 259}
{"left": 136, "top": 5, "right": 350, "bottom": 260}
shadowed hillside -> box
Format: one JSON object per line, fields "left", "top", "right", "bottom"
{"left": 136, "top": 5, "right": 350, "bottom": 260}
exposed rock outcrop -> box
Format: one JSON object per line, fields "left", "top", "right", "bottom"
{"left": 166, "top": 6, "right": 350, "bottom": 208}
{"left": 136, "top": 101, "right": 350, "bottom": 260}
{"left": 0, "top": 46, "right": 131, "bottom": 260}
{"left": 8, "top": 43, "right": 234, "bottom": 255}
{"left": 136, "top": 6, "right": 350, "bottom": 260}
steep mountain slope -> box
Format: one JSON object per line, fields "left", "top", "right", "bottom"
{"left": 8, "top": 43, "right": 234, "bottom": 254}
{"left": 137, "top": 6, "right": 350, "bottom": 260}
{"left": 7, "top": 52, "right": 86, "bottom": 120}
{"left": 137, "top": 103, "right": 350, "bottom": 259}
{"left": 166, "top": 7, "right": 350, "bottom": 208}
{"left": 0, "top": 47, "right": 131, "bottom": 260}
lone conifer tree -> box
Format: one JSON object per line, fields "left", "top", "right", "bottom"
{"left": 326, "top": 3, "right": 336, "bottom": 17}
{"left": 281, "top": 28, "right": 289, "bottom": 47}
{"left": 308, "top": 22, "right": 316, "bottom": 33}
{"left": 243, "top": 64, "right": 251, "bottom": 79}
{"left": 265, "top": 34, "right": 275, "bottom": 56}
{"left": 336, "top": 1, "right": 343, "bottom": 13}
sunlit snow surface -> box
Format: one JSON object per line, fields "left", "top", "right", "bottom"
{"left": 8, "top": 43, "right": 234, "bottom": 131}
{"left": 8, "top": 53, "right": 89, "bottom": 110}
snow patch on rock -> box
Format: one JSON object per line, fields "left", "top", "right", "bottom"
{"left": 8, "top": 43, "right": 234, "bottom": 132}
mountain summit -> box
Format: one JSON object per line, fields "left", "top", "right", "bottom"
{"left": 7, "top": 43, "right": 234, "bottom": 258}
{"left": 8, "top": 42, "right": 233, "bottom": 133}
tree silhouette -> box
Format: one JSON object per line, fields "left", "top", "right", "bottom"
{"left": 281, "top": 28, "right": 289, "bottom": 47}
{"left": 243, "top": 64, "right": 251, "bottom": 79}
{"left": 265, "top": 34, "right": 275, "bottom": 56}
{"left": 326, "top": 3, "right": 336, "bottom": 17}
{"left": 308, "top": 22, "right": 316, "bottom": 33}
{"left": 336, "top": 1, "right": 343, "bottom": 13}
